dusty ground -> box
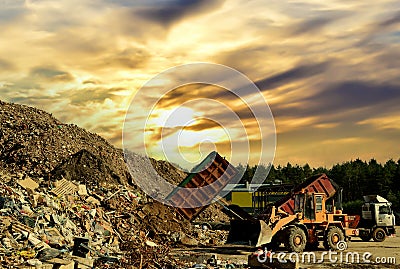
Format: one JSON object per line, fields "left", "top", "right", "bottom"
{"left": 171, "top": 227, "right": 400, "bottom": 268}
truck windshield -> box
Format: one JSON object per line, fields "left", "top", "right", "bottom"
{"left": 379, "top": 205, "right": 391, "bottom": 214}
{"left": 315, "top": 195, "right": 323, "bottom": 212}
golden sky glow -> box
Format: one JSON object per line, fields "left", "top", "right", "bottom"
{"left": 1, "top": 0, "right": 399, "bottom": 168}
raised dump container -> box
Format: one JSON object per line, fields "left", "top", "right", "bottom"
{"left": 275, "top": 174, "right": 339, "bottom": 215}
{"left": 167, "top": 151, "right": 238, "bottom": 221}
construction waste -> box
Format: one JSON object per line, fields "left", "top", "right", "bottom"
{"left": 0, "top": 172, "right": 242, "bottom": 268}
{"left": 0, "top": 101, "right": 238, "bottom": 268}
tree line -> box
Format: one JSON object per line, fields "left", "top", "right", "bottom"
{"left": 236, "top": 158, "right": 400, "bottom": 211}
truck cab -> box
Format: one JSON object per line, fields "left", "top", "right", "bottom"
{"left": 359, "top": 195, "right": 396, "bottom": 241}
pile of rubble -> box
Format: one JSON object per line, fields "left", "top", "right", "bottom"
{"left": 149, "top": 159, "right": 188, "bottom": 186}
{"left": 0, "top": 101, "right": 130, "bottom": 184}
{"left": 0, "top": 100, "right": 228, "bottom": 223}
{"left": 0, "top": 101, "right": 187, "bottom": 187}
{"left": 190, "top": 227, "right": 229, "bottom": 246}
{"left": 171, "top": 251, "right": 247, "bottom": 269}
{"left": 0, "top": 171, "right": 196, "bottom": 268}
{"left": 51, "top": 149, "right": 121, "bottom": 189}
{"left": 196, "top": 203, "right": 230, "bottom": 223}
{"left": 0, "top": 100, "right": 236, "bottom": 268}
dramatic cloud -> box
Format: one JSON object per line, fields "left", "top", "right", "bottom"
{"left": 30, "top": 67, "right": 74, "bottom": 82}
{"left": 254, "top": 62, "right": 330, "bottom": 92}
{"left": 133, "top": 0, "right": 225, "bottom": 27}
{"left": 1, "top": 0, "right": 399, "bottom": 168}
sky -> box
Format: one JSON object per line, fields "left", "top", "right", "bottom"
{"left": 0, "top": 0, "right": 399, "bottom": 168}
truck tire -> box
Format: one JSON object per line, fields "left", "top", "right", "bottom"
{"left": 323, "top": 226, "right": 345, "bottom": 250}
{"left": 285, "top": 227, "right": 306, "bottom": 253}
{"left": 372, "top": 228, "right": 386, "bottom": 242}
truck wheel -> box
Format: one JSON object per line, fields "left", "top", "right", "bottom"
{"left": 323, "top": 226, "right": 345, "bottom": 251}
{"left": 285, "top": 227, "right": 306, "bottom": 253}
{"left": 372, "top": 228, "right": 386, "bottom": 242}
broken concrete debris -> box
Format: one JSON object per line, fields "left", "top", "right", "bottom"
{"left": 0, "top": 175, "right": 180, "bottom": 268}
{"left": 0, "top": 100, "right": 246, "bottom": 268}
{"left": 0, "top": 174, "right": 238, "bottom": 268}
{"left": 17, "top": 177, "right": 39, "bottom": 191}
{"left": 78, "top": 185, "right": 88, "bottom": 197}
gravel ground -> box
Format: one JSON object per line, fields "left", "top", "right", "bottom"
{"left": 171, "top": 227, "right": 400, "bottom": 268}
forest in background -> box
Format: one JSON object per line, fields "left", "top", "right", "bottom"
{"left": 236, "top": 158, "right": 400, "bottom": 212}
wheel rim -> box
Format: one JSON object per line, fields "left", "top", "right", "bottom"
{"left": 332, "top": 233, "right": 339, "bottom": 244}
{"left": 294, "top": 235, "right": 302, "bottom": 246}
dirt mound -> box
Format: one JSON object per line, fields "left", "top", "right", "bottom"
{"left": 0, "top": 100, "right": 131, "bottom": 184}
{"left": 196, "top": 202, "right": 231, "bottom": 222}
{"left": 0, "top": 100, "right": 187, "bottom": 188}
{"left": 51, "top": 149, "right": 121, "bottom": 187}
{"left": 0, "top": 100, "right": 235, "bottom": 267}
{"left": 150, "top": 158, "right": 187, "bottom": 185}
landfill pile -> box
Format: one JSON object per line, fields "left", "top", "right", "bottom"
{"left": 149, "top": 159, "right": 187, "bottom": 186}
{"left": 189, "top": 227, "right": 229, "bottom": 246}
{"left": 51, "top": 149, "right": 121, "bottom": 188}
{"left": 0, "top": 170, "right": 197, "bottom": 268}
{"left": 0, "top": 100, "right": 228, "bottom": 220}
{"left": 0, "top": 100, "right": 234, "bottom": 268}
{"left": 0, "top": 99, "right": 193, "bottom": 188}
{"left": 196, "top": 203, "right": 230, "bottom": 223}
{"left": 0, "top": 100, "right": 131, "bottom": 183}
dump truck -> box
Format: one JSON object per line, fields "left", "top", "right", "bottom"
{"left": 166, "top": 154, "right": 355, "bottom": 252}
{"left": 348, "top": 195, "right": 396, "bottom": 242}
